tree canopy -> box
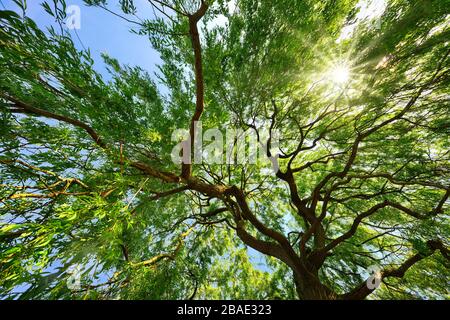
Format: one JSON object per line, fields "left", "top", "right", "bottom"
{"left": 0, "top": 0, "right": 449, "bottom": 300}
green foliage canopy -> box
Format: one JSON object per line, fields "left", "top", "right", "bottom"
{"left": 0, "top": 0, "right": 449, "bottom": 299}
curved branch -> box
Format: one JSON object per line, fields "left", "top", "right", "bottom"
{"left": 2, "top": 93, "right": 107, "bottom": 149}
{"left": 340, "top": 240, "right": 449, "bottom": 300}
{"left": 319, "top": 197, "right": 447, "bottom": 254}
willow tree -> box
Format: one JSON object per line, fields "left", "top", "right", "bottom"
{"left": 1, "top": 0, "right": 449, "bottom": 300}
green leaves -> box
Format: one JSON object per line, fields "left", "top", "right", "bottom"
{"left": 120, "top": 0, "right": 136, "bottom": 15}
{"left": 1, "top": 0, "right": 449, "bottom": 300}
{"left": 410, "top": 239, "right": 434, "bottom": 257}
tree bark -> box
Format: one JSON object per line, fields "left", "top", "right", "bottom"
{"left": 293, "top": 272, "right": 338, "bottom": 300}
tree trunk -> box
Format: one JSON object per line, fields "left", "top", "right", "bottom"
{"left": 294, "top": 273, "right": 338, "bottom": 300}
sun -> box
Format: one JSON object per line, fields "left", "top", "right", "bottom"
{"left": 329, "top": 65, "right": 350, "bottom": 85}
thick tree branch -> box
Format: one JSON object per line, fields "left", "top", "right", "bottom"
{"left": 2, "top": 93, "right": 107, "bottom": 149}
{"left": 181, "top": 1, "right": 208, "bottom": 178}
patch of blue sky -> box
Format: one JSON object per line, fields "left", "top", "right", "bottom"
{"left": 2, "top": 0, "right": 163, "bottom": 82}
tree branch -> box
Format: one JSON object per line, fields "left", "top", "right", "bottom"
{"left": 340, "top": 240, "right": 449, "bottom": 300}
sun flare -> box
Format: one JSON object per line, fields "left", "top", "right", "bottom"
{"left": 329, "top": 65, "right": 350, "bottom": 85}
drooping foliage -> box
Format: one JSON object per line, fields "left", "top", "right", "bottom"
{"left": 0, "top": 0, "right": 449, "bottom": 300}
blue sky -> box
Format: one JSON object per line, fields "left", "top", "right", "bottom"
{"left": 1, "top": 0, "right": 163, "bottom": 80}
